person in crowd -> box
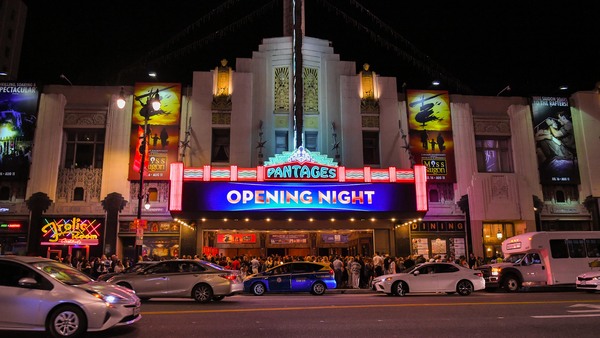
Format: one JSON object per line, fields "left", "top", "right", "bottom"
{"left": 404, "top": 255, "right": 415, "bottom": 269}
{"left": 332, "top": 256, "right": 344, "bottom": 288}
{"left": 395, "top": 257, "right": 406, "bottom": 273}
{"left": 385, "top": 255, "right": 396, "bottom": 275}
{"left": 373, "top": 252, "right": 384, "bottom": 277}
{"left": 250, "top": 256, "right": 260, "bottom": 274}
{"left": 350, "top": 257, "right": 362, "bottom": 289}
{"left": 362, "top": 257, "right": 374, "bottom": 289}
{"left": 113, "top": 259, "right": 125, "bottom": 273}
{"left": 468, "top": 253, "right": 477, "bottom": 269}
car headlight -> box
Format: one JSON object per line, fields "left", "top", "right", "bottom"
{"left": 592, "top": 276, "right": 599, "bottom": 281}
{"left": 491, "top": 267, "right": 502, "bottom": 276}
{"left": 86, "top": 290, "right": 129, "bottom": 304}
{"left": 383, "top": 277, "right": 394, "bottom": 282}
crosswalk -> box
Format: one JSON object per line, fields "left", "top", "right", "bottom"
{"left": 532, "top": 304, "right": 600, "bottom": 319}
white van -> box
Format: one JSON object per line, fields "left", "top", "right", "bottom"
{"left": 478, "top": 231, "right": 600, "bottom": 292}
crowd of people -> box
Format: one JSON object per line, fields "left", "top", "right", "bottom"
{"left": 57, "top": 251, "right": 486, "bottom": 288}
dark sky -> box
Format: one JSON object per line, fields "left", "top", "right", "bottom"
{"left": 18, "top": 0, "right": 600, "bottom": 97}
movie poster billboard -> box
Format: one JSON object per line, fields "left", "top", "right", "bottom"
{"left": 530, "top": 96, "right": 579, "bottom": 184}
{"left": 0, "top": 82, "right": 39, "bottom": 180}
{"left": 128, "top": 83, "right": 181, "bottom": 181}
{"left": 406, "top": 89, "right": 455, "bottom": 183}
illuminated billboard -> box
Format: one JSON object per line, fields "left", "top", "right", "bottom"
{"left": 406, "top": 89, "right": 455, "bottom": 183}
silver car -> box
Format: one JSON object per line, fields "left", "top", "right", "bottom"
{"left": 0, "top": 255, "right": 141, "bottom": 338}
{"left": 107, "top": 259, "right": 244, "bottom": 303}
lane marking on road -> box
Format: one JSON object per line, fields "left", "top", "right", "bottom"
{"left": 532, "top": 303, "right": 600, "bottom": 319}
{"left": 140, "top": 299, "right": 600, "bottom": 316}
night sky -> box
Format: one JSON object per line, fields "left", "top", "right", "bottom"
{"left": 18, "top": 0, "right": 600, "bottom": 97}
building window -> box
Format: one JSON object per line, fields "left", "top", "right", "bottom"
{"left": 0, "top": 186, "right": 9, "bottom": 200}
{"left": 73, "top": 187, "right": 84, "bottom": 201}
{"left": 475, "top": 137, "right": 513, "bottom": 173}
{"left": 483, "top": 223, "right": 515, "bottom": 260}
{"left": 275, "top": 130, "right": 288, "bottom": 154}
{"left": 148, "top": 187, "right": 158, "bottom": 202}
{"left": 304, "top": 131, "right": 317, "bottom": 152}
{"left": 429, "top": 189, "right": 439, "bottom": 203}
{"left": 362, "top": 131, "right": 380, "bottom": 165}
{"left": 64, "top": 130, "right": 105, "bottom": 169}
{"left": 211, "top": 128, "right": 230, "bottom": 163}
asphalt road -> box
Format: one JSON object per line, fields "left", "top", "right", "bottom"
{"left": 6, "top": 288, "right": 600, "bottom": 338}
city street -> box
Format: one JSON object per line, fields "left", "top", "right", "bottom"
{"left": 7, "top": 289, "right": 600, "bottom": 338}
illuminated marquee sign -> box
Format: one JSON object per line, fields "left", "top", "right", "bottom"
{"left": 182, "top": 182, "right": 417, "bottom": 212}
{"left": 41, "top": 218, "right": 102, "bottom": 246}
{"left": 265, "top": 162, "right": 337, "bottom": 181}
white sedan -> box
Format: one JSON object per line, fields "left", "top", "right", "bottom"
{"left": 372, "top": 262, "right": 485, "bottom": 296}
{"left": 576, "top": 270, "right": 600, "bottom": 292}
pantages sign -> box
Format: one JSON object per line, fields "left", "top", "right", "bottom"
{"left": 265, "top": 147, "right": 337, "bottom": 181}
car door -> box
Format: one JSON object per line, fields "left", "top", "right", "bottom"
{"left": 168, "top": 261, "right": 207, "bottom": 296}
{"left": 0, "top": 261, "right": 51, "bottom": 328}
{"left": 290, "top": 262, "right": 313, "bottom": 292}
{"left": 134, "top": 261, "right": 173, "bottom": 297}
{"left": 267, "top": 264, "right": 292, "bottom": 292}
{"left": 435, "top": 263, "right": 461, "bottom": 292}
{"left": 519, "top": 253, "right": 547, "bottom": 285}
{"left": 408, "top": 264, "right": 439, "bottom": 292}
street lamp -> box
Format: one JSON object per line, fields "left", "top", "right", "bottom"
{"left": 133, "top": 89, "right": 162, "bottom": 260}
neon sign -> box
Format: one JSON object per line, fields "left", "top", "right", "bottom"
{"left": 265, "top": 162, "right": 337, "bottom": 181}
{"left": 41, "top": 218, "right": 101, "bottom": 246}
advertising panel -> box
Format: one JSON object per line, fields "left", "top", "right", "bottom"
{"left": 530, "top": 96, "right": 579, "bottom": 184}
{"left": 406, "top": 89, "right": 455, "bottom": 183}
{"left": 0, "top": 82, "right": 39, "bottom": 180}
{"left": 128, "top": 83, "right": 181, "bottom": 181}
{"left": 217, "top": 233, "right": 257, "bottom": 244}
{"left": 181, "top": 181, "right": 417, "bottom": 213}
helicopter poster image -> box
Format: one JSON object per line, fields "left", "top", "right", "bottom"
{"left": 406, "top": 89, "right": 455, "bottom": 183}
{"left": 0, "top": 82, "right": 39, "bottom": 181}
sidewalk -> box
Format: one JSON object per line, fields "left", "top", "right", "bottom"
{"left": 328, "top": 287, "right": 375, "bottom": 294}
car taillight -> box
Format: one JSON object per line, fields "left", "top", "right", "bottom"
{"left": 474, "top": 272, "right": 483, "bottom": 277}
{"left": 219, "top": 274, "right": 237, "bottom": 281}
{"left": 329, "top": 269, "right": 334, "bottom": 276}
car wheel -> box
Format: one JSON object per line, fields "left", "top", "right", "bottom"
{"left": 456, "top": 280, "right": 474, "bottom": 296}
{"left": 392, "top": 281, "right": 407, "bottom": 297}
{"left": 502, "top": 275, "right": 520, "bottom": 292}
{"left": 192, "top": 284, "right": 213, "bottom": 303}
{"left": 212, "top": 295, "right": 225, "bottom": 302}
{"left": 47, "top": 305, "right": 86, "bottom": 338}
{"left": 251, "top": 282, "right": 266, "bottom": 296}
{"left": 311, "top": 282, "right": 326, "bottom": 295}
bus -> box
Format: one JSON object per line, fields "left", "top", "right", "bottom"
{"left": 478, "top": 231, "right": 600, "bottom": 292}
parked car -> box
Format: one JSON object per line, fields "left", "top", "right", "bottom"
{"left": 243, "top": 261, "right": 336, "bottom": 295}
{"left": 107, "top": 259, "right": 243, "bottom": 303}
{"left": 0, "top": 255, "right": 141, "bottom": 338}
{"left": 97, "top": 261, "right": 157, "bottom": 281}
{"left": 372, "top": 262, "right": 485, "bottom": 296}
{"left": 575, "top": 260, "right": 600, "bottom": 292}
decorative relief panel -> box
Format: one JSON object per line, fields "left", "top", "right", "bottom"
{"left": 490, "top": 175, "right": 509, "bottom": 199}
{"left": 57, "top": 168, "right": 103, "bottom": 202}
{"left": 303, "top": 67, "right": 319, "bottom": 114}
{"left": 274, "top": 67, "right": 290, "bottom": 113}
{"left": 64, "top": 110, "right": 106, "bottom": 127}
{"left": 474, "top": 118, "right": 511, "bottom": 136}
{"left": 361, "top": 115, "right": 379, "bottom": 128}
{"left": 274, "top": 115, "right": 290, "bottom": 129}
{"left": 304, "top": 116, "right": 319, "bottom": 129}
{"left": 212, "top": 112, "right": 231, "bottom": 125}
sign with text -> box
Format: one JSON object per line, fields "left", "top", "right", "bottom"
{"left": 530, "top": 96, "right": 580, "bottom": 184}
{"left": 181, "top": 181, "right": 417, "bottom": 212}
{"left": 217, "top": 233, "right": 257, "bottom": 244}
{"left": 40, "top": 217, "right": 102, "bottom": 246}
{"left": 0, "top": 82, "right": 39, "bottom": 180}
{"left": 128, "top": 83, "right": 182, "bottom": 181}
{"left": 406, "top": 89, "right": 455, "bottom": 183}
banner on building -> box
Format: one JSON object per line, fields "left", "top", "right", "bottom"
{"left": 217, "top": 233, "right": 257, "bottom": 244}
{"left": 0, "top": 82, "right": 39, "bottom": 181}
{"left": 128, "top": 83, "right": 182, "bottom": 181}
{"left": 530, "top": 96, "right": 579, "bottom": 184}
{"left": 406, "top": 90, "right": 455, "bottom": 182}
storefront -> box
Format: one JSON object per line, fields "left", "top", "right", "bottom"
{"left": 167, "top": 148, "right": 429, "bottom": 258}
{"left": 118, "top": 220, "right": 182, "bottom": 260}
{"left": 0, "top": 219, "right": 28, "bottom": 255}
{"left": 406, "top": 219, "right": 467, "bottom": 260}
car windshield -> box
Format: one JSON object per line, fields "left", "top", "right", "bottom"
{"left": 33, "top": 261, "right": 93, "bottom": 285}
{"left": 503, "top": 254, "right": 525, "bottom": 263}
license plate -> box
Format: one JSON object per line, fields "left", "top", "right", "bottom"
{"left": 581, "top": 281, "right": 586, "bottom": 285}
{"left": 133, "top": 306, "right": 140, "bottom": 316}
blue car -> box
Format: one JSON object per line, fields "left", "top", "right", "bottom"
{"left": 244, "top": 261, "right": 336, "bottom": 295}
